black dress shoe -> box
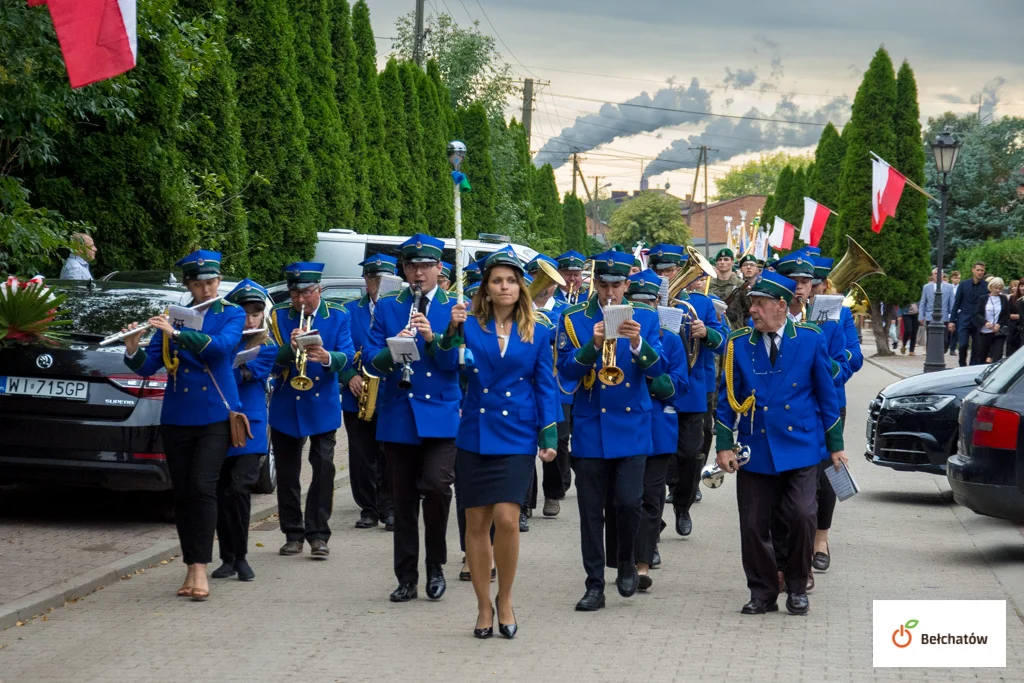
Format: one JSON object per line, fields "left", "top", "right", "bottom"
{"left": 675, "top": 510, "right": 692, "bottom": 536}
{"left": 665, "top": 491, "right": 674, "bottom": 505}
{"left": 575, "top": 589, "right": 606, "bottom": 611}
{"left": 741, "top": 598, "right": 779, "bottom": 615}
{"left": 787, "top": 592, "right": 810, "bottom": 615}
{"left": 383, "top": 514, "right": 395, "bottom": 532}
{"left": 616, "top": 563, "right": 639, "bottom": 598}
{"left": 812, "top": 550, "right": 830, "bottom": 572}
{"left": 309, "top": 539, "right": 329, "bottom": 558}
{"left": 651, "top": 546, "right": 661, "bottom": 569}
{"left": 279, "top": 540, "right": 303, "bottom": 556}
{"left": 498, "top": 610, "right": 518, "bottom": 639}
{"left": 695, "top": 488, "right": 702, "bottom": 503}
{"left": 474, "top": 606, "right": 494, "bottom": 639}
{"left": 389, "top": 583, "right": 417, "bottom": 602}
{"left": 519, "top": 511, "right": 529, "bottom": 532}
{"left": 637, "top": 574, "right": 653, "bottom": 591}
{"left": 425, "top": 564, "right": 446, "bottom": 600}
{"left": 355, "top": 514, "right": 379, "bottom": 529}
{"left": 234, "top": 557, "right": 255, "bottom": 581}
{"left": 211, "top": 560, "right": 236, "bottom": 579}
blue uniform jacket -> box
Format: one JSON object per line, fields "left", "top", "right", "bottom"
{"left": 556, "top": 298, "right": 664, "bottom": 459}
{"left": 366, "top": 286, "right": 462, "bottom": 445}
{"left": 456, "top": 315, "right": 559, "bottom": 456}
{"left": 268, "top": 300, "right": 353, "bottom": 439}
{"left": 650, "top": 329, "right": 688, "bottom": 456}
{"left": 125, "top": 300, "right": 244, "bottom": 426}
{"left": 228, "top": 340, "right": 278, "bottom": 457}
{"left": 673, "top": 291, "right": 727, "bottom": 413}
{"left": 340, "top": 294, "right": 376, "bottom": 414}
{"left": 839, "top": 307, "right": 863, "bottom": 408}
{"left": 715, "top": 320, "right": 844, "bottom": 475}
{"left": 554, "top": 286, "right": 588, "bottom": 305}
{"left": 537, "top": 299, "right": 576, "bottom": 409}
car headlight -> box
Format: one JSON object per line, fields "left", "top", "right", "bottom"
{"left": 886, "top": 395, "right": 956, "bottom": 413}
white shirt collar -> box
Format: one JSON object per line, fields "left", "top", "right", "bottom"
{"left": 541, "top": 297, "right": 557, "bottom": 311}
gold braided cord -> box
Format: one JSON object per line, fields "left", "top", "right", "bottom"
{"left": 724, "top": 339, "right": 755, "bottom": 417}
{"left": 160, "top": 309, "right": 179, "bottom": 377}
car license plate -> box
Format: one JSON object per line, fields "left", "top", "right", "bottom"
{"left": 0, "top": 376, "right": 89, "bottom": 401}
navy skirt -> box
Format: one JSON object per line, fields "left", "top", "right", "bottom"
{"left": 455, "top": 449, "right": 535, "bottom": 509}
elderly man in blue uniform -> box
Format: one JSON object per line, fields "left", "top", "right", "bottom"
{"left": 715, "top": 270, "right": 846, "bottom": 616}
{"left": 648, "top": 244, "right": 727, "bottom": 538}
{"left": 366, "top": 234, "right": 463, "bottom": 603}
{"left": 554, "top": 250, "right": 588, "bottom": 304}
{"left": 269, "top": 262, "right": 354, "bottom": 559}
{"left": 340, "top": 254, "right": 398, "bottom": 531}
{"left": 556, "top": 251, "right": 664, "bottom": 611}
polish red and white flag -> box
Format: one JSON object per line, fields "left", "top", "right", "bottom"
{"left": 30, "top": 0, "right": 137, "bottom": 89}
{"left": 799, "top": 198, "right": 833, "bottom": 248}
{"left": 768, "top": 216, "right": 796, "bottom": 250}
{"left": 871, "top": 156, "right": 907, "bottom": 234}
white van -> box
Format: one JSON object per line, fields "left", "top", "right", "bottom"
{"left": 313, "top": 230, "right": 538, "bottom": 278}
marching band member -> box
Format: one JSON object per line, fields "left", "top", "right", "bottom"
{"left": 556, "top": 251, "right": 663, "bottom": 611}
{"left": 366, "top": 234, "right": 462, "bottom": 603}
{"left": 648, "top": 245, "right": 727, "bottom": 539}
{"left": 212, "top": 279, "right": 278, "bottom": 583}
{"left": 438, "top": 261, "right": 453, "bottom": 292}
{"left": 269, "top": 263, "right": 354, "bottom": 559}
{"left": 341, "top": 254, "right": 398, "bottom": 530}
{"left": 715, "top": 270, "right": 845, "bottom": 616}
{"left": 554, "top": 250, "right": 587, "bottom": 304}
{"left": 446, "top": 245, "right": 558, "bottom": 639}
{"left": 121, "top": 250, "right": 244, "bottom": 601}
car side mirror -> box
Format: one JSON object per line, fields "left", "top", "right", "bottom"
{"left": 974, "top": 375, "right": 984, "bottom": 386}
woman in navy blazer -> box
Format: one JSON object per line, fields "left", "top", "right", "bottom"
{"left": 212, "top": 280, "right": 278, "bottom": 583}
{"left": 448, "top": 245, "right": 558, "bottom": 639}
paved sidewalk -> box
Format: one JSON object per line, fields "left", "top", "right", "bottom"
{"left": 1, "top": 364, "right": 1023, "bottom": 681}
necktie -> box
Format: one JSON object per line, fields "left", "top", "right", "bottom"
{"left": 417, "top": 293, "right": 429, "bottom": 316}
{"left": 769, "top": 332, "right": 779, "bottom": 366}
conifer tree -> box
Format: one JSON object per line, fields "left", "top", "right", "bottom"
{"left": 810, "top": 122, "right": 847, "bottom": 257}
{"left": 531, "top": 163, "right": 564, "bottom": 253}
{"left": 456, "top": 103, "right": 498, "bottom": 238}
{"left": 562, "top": 193, "right": 588, "bottom": 252}
{"left": 398, "top": 62, "right": 429, "bottom": 233}
{"left": 379, "top": 59, "right": 423, "bottom": 233}
{"left": 427, "top": 59, "right": 457, "bottom": 141}
{"left": 415, "top": 68, "right": 455, "bottom": 236}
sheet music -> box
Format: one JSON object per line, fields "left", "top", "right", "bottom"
{"left": 808, "top": 294, "right": 844, "bottom": 324}
{"left": 658, "top": 276, "right": 670, "bottom": 307}
{"left": 167, "top": 304, "right": 203, "bottom": 331}
{"left": 657, "top": 306, "right": 683, "bottom": 333}
{"left": 387, "top": 336, "right": 420, "bottom": 364}
{"left": 232, "top": 346, "right": 260, "bottom": 368}
{"left": 295, "top": 331, "right": 322, "bottom": 349}
{"left": 602, "top": 305, "right": 633, "bottom": 340}
{"left": 825, "top": 461, "right": 860, "bottom": 501}
{"left": 378, "top": 273, "right": 404, "bottom": 297}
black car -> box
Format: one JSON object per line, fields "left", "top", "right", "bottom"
{"left": 948, "top": 352, "right": 1024, "bottom": 524}
{"left": 266, "top": 276, "right": 366, "bottom": 307}
{"left": 0, "top": 280, "right": 275, "bottom": 493}
{"left": 865, "top": 364, "right": 988, "bottom": 474}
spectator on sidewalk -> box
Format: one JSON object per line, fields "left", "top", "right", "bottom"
{"left": 59, "top": 232, "right": 96, "bottom": 280}
{"left": 919, "top": 269, "right": 954, "bottom": 349}
{"left": 950, "top": 262, "right": 989, "bottom": 366}
{"left": 947, "top": 271, "right": 962, "bottom": 355}
{"left": 1006, "top": 279, "right": 1023, "bottom": 357}
{"left": 900, "top": 303, "right": 920, "bottom": 356}
{"left": 974, "top": 277, "right": 1010, "bottom": 363}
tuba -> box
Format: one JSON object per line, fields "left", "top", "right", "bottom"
{"left": 828, "top": 235, "right": 885, "bottom": 306}
{"left": 528, "top": 259, "right": 566, "bottom": 300}
{"left": 290, "top": 304, "right": 314, "bottom": 391}
{"left": 597, "top": 298, "right": 625, "bottom": 386}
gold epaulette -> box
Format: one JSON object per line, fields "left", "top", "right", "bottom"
{"left": 562, "top": 302, "right": 586, "bottom": 317}
{"left": 379, "top": 290, "right": 400, "bottom": 299}
{"left": 534, "top": 311, "right": 555, "bottom": 328}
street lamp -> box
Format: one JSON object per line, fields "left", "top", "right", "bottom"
{"left": 923, "top": 130, "right": 962, "bottom": 373}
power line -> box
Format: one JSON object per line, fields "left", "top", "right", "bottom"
{"left": 474, "top": 1, "right": 536, "bottom": 79}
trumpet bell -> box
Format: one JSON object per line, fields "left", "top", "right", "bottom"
{"left": 701, "top": 464, "right": 726, "bottom": 489}
{"left": 290, "top": 375, "right": 314, "bottom": 391}
{"left": 597, "top": 366, "right": 624, "bottom": 386}
{"left": 528, "top": 260, "right": 566, "bottom": 300}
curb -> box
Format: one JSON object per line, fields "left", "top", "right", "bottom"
{"left": 0, "top": 470, "right": 350, "bottom": 632}
{"left": 864, "top": 355, "right": 913, "bottom": 380}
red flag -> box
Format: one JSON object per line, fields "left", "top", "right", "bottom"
{"left": 41, "top": 0, "right": 137, "bottom": 89}
{"left": 799, "top": 197, "right": 833, "bottom": 247}
{"left": 769, "top": 216, "right": 795, "bottom": 250}
{"left": 872, "top": 157, "right": 907, "bottom": 233}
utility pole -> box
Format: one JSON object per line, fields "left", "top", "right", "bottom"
{"left": 521, "top": 78, "right": 534, "bottom": 145}
{"left": 571, "top": 152, "right": 579, "bottom": 196}
{"left": 413, "top": 0, "right": 426, "bottom": 68}
{"left": 688, "top": 144, "right": 718, "bottom": 257}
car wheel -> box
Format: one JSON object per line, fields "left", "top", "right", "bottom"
{"left": 255, "top": 440, "right": 277, "bottom": 494}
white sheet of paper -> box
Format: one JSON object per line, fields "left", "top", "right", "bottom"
{"left": 658, "top": 276, "right": 670, "bottom": 307}
{"left": 167, "top": 304, "right": 203, "bottom": 331}
{"left": 602, "top": 305, "right": 633, "bottom": 340}
{"left": 657, "top": 305, "right": 684, "bottom": 333}
{"left": 378, "top": 273, "right": 404, "bottom": 297}
{"left": 233, "top": 346, "right": 260, "bottom": 368}
{"left": 387, "top": 336, "right": 420, "bottom": 364}
{"left": 296, "top": 331, "right": 322, "bottom": 349}
{"left": 809, "top": 294, "right": 844, "bottom": 324}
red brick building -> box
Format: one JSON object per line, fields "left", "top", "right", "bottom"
{"left": 686, "top": 195, "right": 768, "bottom": 249}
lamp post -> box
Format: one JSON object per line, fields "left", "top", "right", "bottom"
{"left": 924, "top": 130, "right": 961, "bottom": 373}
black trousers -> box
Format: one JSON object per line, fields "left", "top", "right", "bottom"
{"left": 958, "top": 325, "right": 979, "bottom": 366}
{"left": 343, "top": 411, "right": 392, "bottom": 521}
{"left": 672, "top": 411, "right": 707, "bottom": 514}
{"left": 738, "top": 465, "right": 817, "bottom": 601}
{"left": 976, "top": 333, "right": 1006, "bottom": 363}
{"left": 525, "top": 402, "right": 575, "bottom": 510}
{"left": 573, "top": 455, "right": 645, "bottom": 592}
{"left": 901, "top": 315, "right": 920, "bottom": 352}
{"left": 216, "top": 453, "right": 261, "bottom": 561}
{"left": 815, "top": 407, "right": 846, "bottom": 532}
{"left": 161, "top": 422, "right": 231, "bottom": 565}
{"left": 631, "top": 453, "right": 670, "bottom": 566}
{"left": 272, "top": 428, "right": 337, "bottom": 543}
{"left": 385, "top": 439, "right": 456, "bottom": 585}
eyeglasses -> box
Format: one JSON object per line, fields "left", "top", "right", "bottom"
{"left": 289, "top": 288, "right": 320, "bottom": 299}
{"left": 405, "top": 263, "right": 438, "bottom": 272}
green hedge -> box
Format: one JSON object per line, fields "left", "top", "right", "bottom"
{"left": 955, "top": 237, "right": 1024, "bottom": 282}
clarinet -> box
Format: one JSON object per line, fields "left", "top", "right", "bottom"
{"left": 398, "top": 285, "right": 422, "bottom": 390}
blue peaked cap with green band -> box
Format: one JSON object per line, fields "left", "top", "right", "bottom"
{"left": 439, "top": 262, "right": 453, "bottom": 280}
{"left": 175, "top": 250, "right": 222, "bottom": 281}
{"left": 627, "top": 268, "right": 662, "bottom": 300}
{"left": 555, "top": 250, "right": 586, "bottom": 271}
{"left": 283, "top": 262, "right": 325, "bottom": 290}
{"left": 526, "top": 254, "right": 558, "bottom": 274}
{"left": 482, "top": 244, "right": 524, "bottom": 274}
{"left": 648, "top": 244, "right": 684, "bottom": 269}
{"left": 749, "top": 270, "right": 797, "bottom": 304}
{"left": 773, "top": 251, "right": 816, "bottom": 278}
{"left": 227, "top": 278, "right": 269, "bottom": 306}
{"left": 592, "top": 250, "right": 634, "bottom": 282}
{"left": 358, "top": 253, "right": 398, "bottom": 275}
{"left": 400, "top": 233, "right": 444, "bottom": 263}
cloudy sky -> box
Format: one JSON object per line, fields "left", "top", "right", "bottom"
{"left": 370, "top": 0, "right": 1023, "bottom": 198}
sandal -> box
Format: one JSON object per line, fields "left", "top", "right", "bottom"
{"left": 191, "top": 587, "right": 210, "bottom": 602}
{"left": 176, "top": 585, "right": 193, "bottom": 597}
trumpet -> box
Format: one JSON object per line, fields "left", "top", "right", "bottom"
{"left": 398, "top": 285, "right": 422, "bottom": 390}
{"left": 99, "top": 296, "right": 226, "bottom": 346}
{"left": 597, "top": 298, "right": 625, "bottom": 386}
{"left": 701, "top": 443, "right": 751, "bottom": 489}
{"left": 289, "top": 304, "right": 314, "bottom": 391}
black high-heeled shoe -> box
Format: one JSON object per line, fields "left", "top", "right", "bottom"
{"left": 474, "top": 606, "right": 494, "bottom": 639}
{"left": 498, "top": 605, "right": 517, "bottom": 639}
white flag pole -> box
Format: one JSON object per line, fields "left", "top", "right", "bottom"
{"left": 448, "top": 141, "right": 467, "bottom": 366}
